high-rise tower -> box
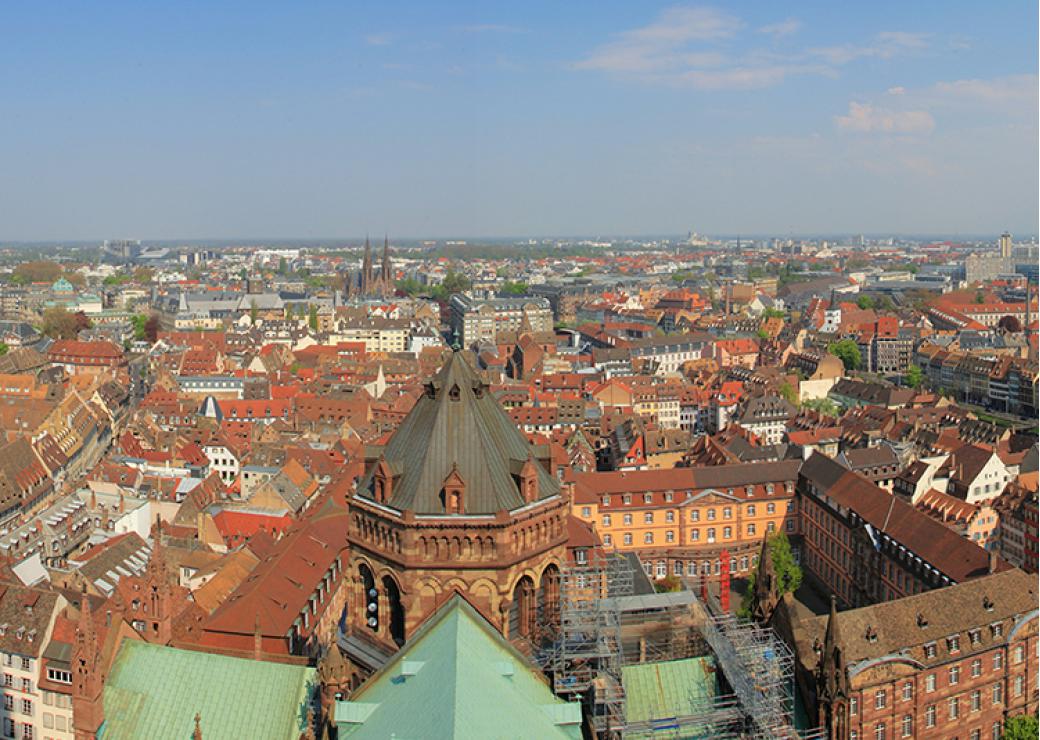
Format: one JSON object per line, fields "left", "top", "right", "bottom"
{"left": 999, "top": 231, "right": 1012, "bottom": 259}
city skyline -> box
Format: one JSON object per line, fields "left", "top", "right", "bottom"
{"left": 1, "top": 1, "right": 1036, "bottom": 240}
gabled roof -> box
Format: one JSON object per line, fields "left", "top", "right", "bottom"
{"left": 202, "top": 499, "right": 347, "bottom": 639}
{"left": 800, "top": 453, "right": 997, "bottom": 583}
{"left": 798, "top": 569, "right": 1036, "bottom": 668}
{"left": 355, "top": 351, "right": 560, "bottom": 514}
{"left": 335, "top": 593, "right": 581, "bottom": 739}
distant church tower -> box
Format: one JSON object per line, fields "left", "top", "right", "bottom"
{"left": 380, "top": 234, "right": 393, "bottom": 295}
{"left": 361, "top": 235, "right": 374, "bottom": 295}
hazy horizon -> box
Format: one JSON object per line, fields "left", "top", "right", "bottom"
{"left": 2, "top": 1, "right": 1036, "bottom": 240}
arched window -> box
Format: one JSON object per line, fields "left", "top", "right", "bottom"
{"left": 509, "top": 576, "right": 536, "bottom": 639}
{"left": 359, "top": 565, "right": 377, "bottom": 632}
{"left": 382, "top": 576, "right": 405, "bottom": 647}
{"left": 540, "top": 564, "right": 561, "bottom": 631}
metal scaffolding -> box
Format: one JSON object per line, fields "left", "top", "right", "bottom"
{"left": 539, "top": 555, "right": 823, "bottom": 739}
{"left": 697, "top": 610, "right": 797, "bottom": 739}
{"left": 537, "top": 551, "right": 634, "bottom": 737}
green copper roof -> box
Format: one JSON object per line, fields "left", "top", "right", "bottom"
{"left": 621, "top": 657, "right": 718, "bottom": 739}
{"left": 335, "top": 594, "right": 581, "bottom": 739}
{"left": 100, "top": 641, "right": 315, "bottom": 740}
{"left": 355, "top": 350, "right": 561, "bottom": 514}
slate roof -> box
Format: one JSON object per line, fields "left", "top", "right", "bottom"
{"left": 335, "top": 594, "right": 581, "bottom": 739}
{"left": 737, "top": 394, "right": 796, "bottom": 423}
{"left": 102, "top": 640, "right": 314, "bottom": 740}
{"left": 356, "top": 351, "right": 561, "bottom": 514}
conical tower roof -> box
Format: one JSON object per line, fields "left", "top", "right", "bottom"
{"left": 356, "top": 351, "right": 560, "bottom": 514}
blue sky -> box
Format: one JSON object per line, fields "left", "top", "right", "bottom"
{"left": 0, "top": 1, "right": 1036, "bottom": 240}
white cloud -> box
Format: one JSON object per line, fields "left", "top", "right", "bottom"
{"left": 812, "top": 31, "right": 929, "bottom": 65}
{"left": 365, "top": 32, "right": 395, "bottom": 47}
{"left": 676, "top": 65, "right": 803, "bottom": 90}
{"left": 887, "top": 86, "right": 906, "bottom": 96}
{"left": 575, "top": 6, "right": 741, "bottom": 73}
{"left": 759, "top": 19, "right": 802, "bottom": 38}
{"left": 835, "top": 102, "right": 935, "bottom": 134}
{"left": 577, "top": 8, "right": 929, "bottom": 91}
{"left": 932, "top": 74, "right": 1038, "bottom": 104}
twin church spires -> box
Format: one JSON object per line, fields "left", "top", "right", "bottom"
{"left": 351, "top": 234, "right": 394, "bottom": 298}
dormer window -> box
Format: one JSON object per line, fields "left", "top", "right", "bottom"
{"left": 440, "top": 466, "right": 466, "bottom": 515}
{"left": 373, "top": 458, "right": 395, "bottom": 504}
{"left": 947, "top": 635, "right": 960, "bottom": 653}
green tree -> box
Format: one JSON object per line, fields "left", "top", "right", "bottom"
{"left": 1003, "top": 715, "right": 1039, "bottom": 740}
{"left": 802, "top": 397, "right": 840, "bottom": 417}
{"left": 499, "top": 281, "right": 528, "bottom": 296}
{"left": 757, "top": 328, "right": 770, "bottom": 340}
{"left": 877, "top": 295, "right": 895, "bottom": 312}
{"left": 285, "top": 303, "right": 294, "bottom": 321}
{"left": 130, "top": 313, "right": 148, "bottom": 341}
{"left": 0, "top": 343, "right": 9, "bottom": 356}
{"left": 278, "top": 257, "right": 288, "bottom": 275}
{"left": 761, "top": 307, "right": 786, "bottom": 320}
{"left": 103, "top": 272, "right": 131, "bottom": 286}
{"left": 132, "top": 266, "right": 154, "bottom": 284}
{"left": 856, "top": 294, "right": 875, "bottom": 310}
{"left": 975, "top": 290, "right": 985, "bottom": 304}
{"left": 431, "top": 270, "right": 472, "bottom": 300}
{"left": 249, "top": 300, "right": 259, "bottom": 325}
{"left": 738, "top": 532, "right": 803, "bottom": 620}
{"left": 394, "top": 277, "right": 421, "bottom": 296}
{"left": 308, "top": 304, "right": 319, "bottom": 331}
{"left": 905, "top": 364, "right": 923, "bottom": 389}
{"left": 827, "top": 339, "right": 861, "bottom": 372}
{"left": 778, "top": 381, "right": 798, "bottom": 405}
{"left": 904, "top": 263, "right": 919, "bottom": 274}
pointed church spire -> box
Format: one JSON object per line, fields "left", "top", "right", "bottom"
{"left": 818, "top": 594, "right": 847, "bottom": 702}
{"left": 381, "top": 234, "right": 392, "bottom": 285}
{"left": 362, "top": 234, "right": 374, "bottom": 295}
{"left": 75, "top": 588, "right": 97, "bottom": 657}
{"left": 752, "top": 533, "right": 778, "bottom": 622}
